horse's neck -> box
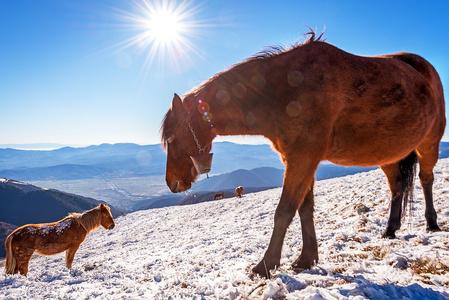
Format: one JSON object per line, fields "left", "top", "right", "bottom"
{"left": 79, "top": 209, "right": 101, "bottom": 233}
{"left": 204, "top": 62, "right": 275, "bottom": 139}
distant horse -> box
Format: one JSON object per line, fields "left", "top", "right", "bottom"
{"left": 235, "top": 186, "right": 244, "bottom": 198}
{"left": 214, "top": 193, "right": 224, "bottom": 200}
{"left": 161, "top": 30, "right": 445, "bottom": 278}
{"left": 4, "top": 203, "right": 115, "bottom": 276}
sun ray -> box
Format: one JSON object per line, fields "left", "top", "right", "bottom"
{"left": 109, "top": 0, "right": 207, "bottom": 75}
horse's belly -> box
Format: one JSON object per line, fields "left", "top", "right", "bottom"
{"left": 35, "top": 242, "right": 69, "bottom": 255}
{"left": 325, "top": 129, "right": 427, "bottom": 167}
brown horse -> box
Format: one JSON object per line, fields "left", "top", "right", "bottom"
{"left": 214, "top": 192, "right": 224, "bottom": 200}
{"left": 4, "top": 203, "right": 115, "bottom": 276}
{"left": 161, "top": 31, "right": 445, "bottom": 278}
{"left": 235, "top": 186, "right": 244, "bottom": 198}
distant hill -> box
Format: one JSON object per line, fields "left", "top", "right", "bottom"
{"left": 0, "top": 164, "right": 114, "bottom": 181}
{"left": 0, "top": 143, "right": 167, "bottom": 180}
{"left": 0, "top": 142, "right": 284, "bottom": 181}
{"left": 3, "top": 141, "right": 446, "bottom": 182}
{"left": 1, "top": 142, "right": 447, "bottom": 212}
{"left": 177, "top": 191, "right": 237, "bottom": 206}
{"left": 192, "top": 167, "right": 285, "bottom": 191}
{"left": 190, "top": 165, "right": 377, "bottom": 193}
{"left": 315, "top": 164, "right": 377, "bottom": 180}
{"left": 0, "top": 222, "right": 18, "bottom": 258}
{"left": 0, "top": 179, "right": 122, "bottom": 226}
{"left": 438, "top": 141, "right": 449, "bottom": 159}
{"left": 176, "top": 187, "right": 274, "bottom": 206}
{"left": 136, "top": 194, "right": 185, "bottom": 210}
{"left": 133, "top": 165, "right": 381, "bottom": 210}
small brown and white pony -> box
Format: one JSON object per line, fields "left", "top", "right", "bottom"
{"left": 235, "top": 186, "right": 244, "bottom": 198}
{"left": 161, "top": 31, "right": 445, "bottom": 278}
{"left": 4, "top": 203, "right": 115, "bottom": 276}
{"left": 214, "top": 193, "right": 224, "bottom": 200}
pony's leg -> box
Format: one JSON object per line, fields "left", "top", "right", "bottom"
{"left": 14, "top": 247, "right": 34, "bottom": 276}
{"left": 416, "top": 144, "right": 441, "bottom": 231}
{"left": 292, "top": 181, "right": 318, "bottom": 271}
{"left": 18, "top": 255, "right": 32, "bottom": 276}
{"left": 251, "top": 161, "right": 317, "bottom": 278}
{"left": 381, "top": 163, "right": 404, "bottom": 238}
{"left": 65, "top": 244, "right": 81, "bottom": 269}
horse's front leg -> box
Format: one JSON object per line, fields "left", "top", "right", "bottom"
{"left": 65, "top": 243, "right": 81, "bottom": 269}
{"left": 292, "top": 181, "right": 318, "bottom": 271}
{"left": 251, "top": 161, "right": 318, "bottom": 278}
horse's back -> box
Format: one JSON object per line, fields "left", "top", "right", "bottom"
{"left": 9, "top": 219, "right": 86, "bottom": 256}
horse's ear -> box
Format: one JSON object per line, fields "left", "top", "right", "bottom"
{"left": 100, "top": 203, "right": 105, "bottom": 209}
{"left": 171, "top": 93, "right": 183, "bottom": 115}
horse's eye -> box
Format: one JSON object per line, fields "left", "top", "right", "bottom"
{"left": 166, "top": 135, "right": 174, "bottom": 143}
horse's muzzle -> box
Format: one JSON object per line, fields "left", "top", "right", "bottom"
{"left": 169, "top": 180, "right": 191, "bottom": 193}
{"left": 108, "top": 224, "right": 115, "bottom": 230}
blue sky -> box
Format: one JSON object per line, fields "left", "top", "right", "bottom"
{"left": 1, "top": 0, "right": 449, "bottom": 147}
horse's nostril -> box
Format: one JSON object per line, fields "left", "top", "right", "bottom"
{"left": 171, "top": 180, "right": 179, "bottom": 193}
{"left": 109, "top": 224, "right": 115, "bottom": 230}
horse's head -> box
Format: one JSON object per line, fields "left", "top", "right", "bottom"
{"left": 99, "top": 203, "right": 115, "bottom": 230}
{"left": 161, "top": 93, "right": 215, "bottom": 193}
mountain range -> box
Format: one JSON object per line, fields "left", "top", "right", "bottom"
{"left": 2, "top": 141, "right": 448, "bottom": 212}
{"left": 3, "top": 141, "right": 448, "bottom": 182}
{"left": 0, "top": 142, "right": 283, "bottom": 180}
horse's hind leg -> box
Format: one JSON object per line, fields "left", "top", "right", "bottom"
{"left": 416, "top": 142, "right": 441, "bottom": 231}
{"left": 380, "top": 163, "right": 404, "bottom": 238}
{"left": 292, "top": 181, "right": 318, "bottom": 271}
{"left": 17, "top": 251, "right": 33, "bottom": 276}
{"left": 380, "top": 152, "right": 417, "bottom": 239}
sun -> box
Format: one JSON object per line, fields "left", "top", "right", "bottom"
{"left": 146, "top": 7, "right": 182, "bottom": 43}
{"left": 113, "top": 0, "right": 204, "bottom": 73}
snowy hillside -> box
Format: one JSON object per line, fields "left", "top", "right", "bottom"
{"left": 2, "top": 159, "right": 449, "bottom": 299}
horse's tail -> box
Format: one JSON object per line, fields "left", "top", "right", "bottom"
{"left": 4, "top": 234, "right": 17, "bottom": 275}
{"left": 399, "top": 151, "right": 418, "bottom": 220}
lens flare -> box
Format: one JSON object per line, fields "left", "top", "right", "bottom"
{"left": 197, "top": 102, "right": 210, "bottom": 114}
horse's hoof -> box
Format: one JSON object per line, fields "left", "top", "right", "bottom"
{"left": 292, "top": 256, "right": 316, "bottom": 273}
{"left": 381, "top": 228, "right": 397, "bottom": 239}
{"left": 292, "top": 265, "right": 308, "bottom": 273}
{"left": 426, "top": 225, "right": 441, "bottom": 232}
{"left": 381, "top": 233, "right": 396, "bottom": 239}
{"left": 250, "top": 260, "right": 274, "bottom": 279}
{"left": 250, "top": 270, "right": 271, "bottom": 280}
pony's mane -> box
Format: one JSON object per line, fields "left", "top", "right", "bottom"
{"left": 160, "top": 28, "right": 325, "bottom": 148}
{"left": 69, "top": 205, "right": 108, "bottom": 233}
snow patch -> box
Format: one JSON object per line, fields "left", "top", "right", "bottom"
{"left": 39, "top": 219, "right": 72, "bottom": 235}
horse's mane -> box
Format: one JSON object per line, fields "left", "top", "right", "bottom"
{"left": 69, "top": 205, "right": 108, "bottom": 233}
{"left": 160, "top": 28, "right": 325, "bottom": 148}
{"left": 250, "top": 28, "right": 325, "bottom": 60}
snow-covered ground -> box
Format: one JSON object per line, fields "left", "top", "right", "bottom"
{"left": 2, "top": 159, "right": 449, "bottom": 299}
